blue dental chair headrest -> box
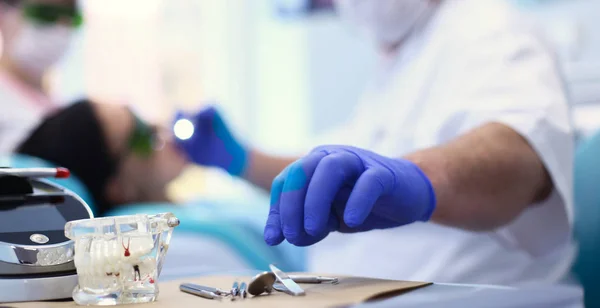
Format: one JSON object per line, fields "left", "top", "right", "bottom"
{"left": 573, "top": 130, "right": 600, "bottom": 307}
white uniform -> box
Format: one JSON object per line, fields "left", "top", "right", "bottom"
{"left": 0, "top": 71, "right": 54, "bottom": 153}
{"left": 309, "top": 0, "right": 574, "bottom": 285}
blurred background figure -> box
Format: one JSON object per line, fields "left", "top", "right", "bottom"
{"left": 0, "top": 0, "right": 81, "bottom": 153}
{"left": 16, "top": 100, "right": 188, "bottom": 216}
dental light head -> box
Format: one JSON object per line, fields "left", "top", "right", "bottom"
{"left": 173, "top": 118, "right": 195, "bottom": 141}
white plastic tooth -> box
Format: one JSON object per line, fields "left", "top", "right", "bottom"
{"left": 110, "top": 240, "right": 117, "bottom": 259}
{"left": 103, "top": 239, "right": 109, "bottom": 264}
{"left": 87, "top": 259, "right": 93, "bottom": 277}
{"left": 93, "top": 242, "right": 101, "bottom": 276}
{"left": 112, "top": 243, "right": 120, "bottom": 269}
{"left": 89, "top": 245, "right": 95, "bottom": 276}
{"left": 102, "top": 240, "right": 109, "bottom": 266}
{"left": 113, "top": 252, "right": 119, "bottom": 268}
{"left": 99, "top": 240, "right": 106, "bottom": 270}
{"left": 90, "top": 242, "right": 97, "bottom": 271}
{"left": 120, "top": 237, "right": 126, "bottom": 258}
{"left": 82, "top": 260, "right": 88, "bottom": 277}
{"left": 114, "top": 239, "right": 121, "bottom": 260}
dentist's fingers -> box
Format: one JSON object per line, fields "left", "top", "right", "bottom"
{"left": 304, "top": 152, "right": 363, "bottom": 236}
{"left": 344, "top": 168, "right": 392, "bottom": 227}
{"left": 264, "top": 167, "right": 289, "bottom": 246}
{"left": 278, "top": 152, "right": 328, "bottom": 245}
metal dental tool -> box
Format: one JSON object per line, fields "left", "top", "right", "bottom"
{"left": 272, "top": 282, "right": 288, "bottom": 293}
{"left": 180, "top": 283, "right": 222, "bottom": 300}
{"left": 239, "top": 282, "right": 248, "bottom": 299}
{"left": 180, "top": 283, "right": 230, "bottom": 296}
{"left": 269, "top": 264, "right": 306, "bottom": 296}
{"left": 231, "top": 281, "right": 240, "bottom": 298}
{"left": 248, "top": 271, "right": 277, "bottom": 296}
{"left": 288, "top": 275, "right": 340, "bottom": 284}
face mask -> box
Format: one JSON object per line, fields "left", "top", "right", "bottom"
{"left": 335, "top": 0, "right": 435, "bottom": 46}
{"left": 8, "top": 22, "right": 73, "bottom": 80}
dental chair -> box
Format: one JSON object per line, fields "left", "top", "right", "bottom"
{"left": 573, "top": 130, "right": 600, "bottom": 307}
{"left": 2, "top": 154, "right": 305, "bottom": 279}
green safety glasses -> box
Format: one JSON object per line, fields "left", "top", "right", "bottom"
{"left": 23, "top": 2, "right": 83, "bottom": 27}
{"left": 128, "top": 114, "right": 158, "bottom": 158}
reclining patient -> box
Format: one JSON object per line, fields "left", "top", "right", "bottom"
{"left": 17, "top": 100, "right": 188, "bottom": 216}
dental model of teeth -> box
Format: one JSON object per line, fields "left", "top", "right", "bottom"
{"left": 73, "top": 235, "right": 158, "bottom": 292}
{"left": 65, "top": 213, "right": 179, "bottom": 305}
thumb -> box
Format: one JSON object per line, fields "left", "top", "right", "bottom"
{"left": 195, "top": 105, "right": 219, "bottom": 122}
{"left": 174, "top": 105, "right": 218, "bottom": 123}
{"left": 173, "top": 110, "right": 188, "bottom": 122}
{"left": 175, "top": 106, "right": 218, "bottom": 139}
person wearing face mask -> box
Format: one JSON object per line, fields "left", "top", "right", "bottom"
{"left": 175, "top": 0, "right": 574, "bottom": 286}
{"left": 0, "top": 0, "right": 80, "bottom": 153}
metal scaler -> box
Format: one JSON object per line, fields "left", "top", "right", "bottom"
{"left": 239, "top": 282, "right": 248, "bottom": 299}
{"left": 231, "top": 281, "right": 240, "bottom": 298}
{"left": 180, "top": 283, "right": 230, "bottom": 296}
{"left": 180, "top": 284, "right": 222, "bottom": 300}
{"left": 289, "top": 275, "right": 340, "bottom": 284}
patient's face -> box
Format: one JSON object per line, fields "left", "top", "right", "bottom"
{"left": 93, "top": 103, "right": 188, "bottom": 205}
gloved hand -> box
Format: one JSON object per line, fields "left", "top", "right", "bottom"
{"left": 174, "top": 106, "right": 248, "bottom": 176}
{"left": 264, "top": 145, "right": 436, "bottom": 247}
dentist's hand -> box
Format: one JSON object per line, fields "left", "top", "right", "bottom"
{"left": 264, "top": 145, "right": 436, "bottom": 247}
{"left": 174, "top": 106, "right": 248, "bottom": 176}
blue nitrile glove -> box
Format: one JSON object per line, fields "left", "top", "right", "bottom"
{"left": 174, "top": 106, "right": 248, "bottom": 176}
{"left": 264, "top": 145, "right": 436, "bottom": 247}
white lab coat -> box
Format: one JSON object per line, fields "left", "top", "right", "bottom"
{"left": 0, "top": 71, "right": 53, "bottom": 154}
{"left": 308, "top": 0, "right": 574, "bottom": 286}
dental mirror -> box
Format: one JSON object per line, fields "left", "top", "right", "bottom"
{"left": 247, "top": 271, "right": 276, "bottom": 296}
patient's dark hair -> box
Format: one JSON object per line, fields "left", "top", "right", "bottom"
{"left": 17, "top": 100, "right": 117, "bottom": 215}
{"left": 0, "top": 0, "right": 21, "bottom": 7}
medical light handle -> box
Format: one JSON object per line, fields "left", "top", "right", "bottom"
{"left": 0, "top": 168, "right": 70, "bottom": 179}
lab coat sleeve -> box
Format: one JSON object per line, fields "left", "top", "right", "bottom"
{"left": 309, "top": 99, "right": 373, "bottom": 150}
{"left": 312, "top": 120, "right": 357, "bottom": 146}
{"left": 430, "top": 28, "right": 575, "bottom": 275}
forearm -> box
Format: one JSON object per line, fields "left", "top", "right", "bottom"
{"left": 243, "top": 149, "right": 298, "bottom": 191}
{"left": 405, "top": 122, "right": 552, "bottom": 231}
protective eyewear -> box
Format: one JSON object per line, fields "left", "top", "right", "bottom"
{"left": 23, "top": 3, "right": 83, "bottom": 27}
{"left": 128, "top": 114, "right": 163, "bottom": 158}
